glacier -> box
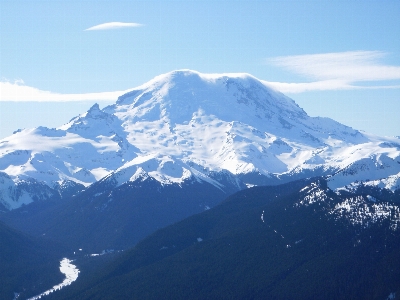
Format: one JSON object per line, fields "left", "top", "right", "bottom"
{"left": 1, "top": 69, "right": 399, "bottom": 210}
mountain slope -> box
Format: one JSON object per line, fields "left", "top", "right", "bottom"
{"left": 53, "top": 178, "right": 400, "bottom": 300}
{"left": 1, "top": 70, "right": 399, "bottom": 210}
{"left": 1, "top": 173, "right": 243, "bottom": 252}
{"left": 0, "top": 221, "right": 65, "bottom": 299}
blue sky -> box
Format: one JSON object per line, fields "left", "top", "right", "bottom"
{"left": 0, "top": 0, "right": 399, "bottom": 139}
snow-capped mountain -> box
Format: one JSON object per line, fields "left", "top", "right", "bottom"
{"left": 1, "top": 69, "right": 399, "bottom": 210}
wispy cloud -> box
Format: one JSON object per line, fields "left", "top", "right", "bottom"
{"left": 0, "top": 80, "right": 130, "bottom": 102}
{"left": 265, "top": 51, "right": 400, "bottom": 93}
{"left": 261, "top": 79, "right": 352, "bottom": 94}
{"left": 262, "top": 80, "right": 400, "bottom": 94}
{"left": 84, "top": 22, "right": 143, "bottom": 31}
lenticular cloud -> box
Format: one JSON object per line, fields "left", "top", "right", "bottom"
{"left": 84, "top": 22, "right": 143, "bottom": 31}
{"left": 268, "top": 51, "right": 400, "bottom": 82}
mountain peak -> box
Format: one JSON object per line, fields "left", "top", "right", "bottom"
{"left": 88, "top": 103, "right": 100, "bottom": 113}
{"left": 112, "top": 70, "right": 308, "bottom": 131}
{"left": 158, "top": 69, "right": 257, "bottom": 83}
{"left": 86, "top": 103, "right": 107, "bottom": 119}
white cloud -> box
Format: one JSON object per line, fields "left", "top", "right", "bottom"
{"left": 0, "top": 80, "right": 131, "bottom": 102}
{"left": 266, "top": 51, "right": 400, "bottom": 93}
{"left": 261, "top": 80, "right": 400, "bottom": 94}
{"left": 261, "top": 79, "right": 353, "bottom": 94}
{"left": 84, "top": 22, "right": 143, "bottom": 31}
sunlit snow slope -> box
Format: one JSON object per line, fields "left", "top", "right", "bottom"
{"left": 1, "top": 70, "right": 399, "bottom": 209}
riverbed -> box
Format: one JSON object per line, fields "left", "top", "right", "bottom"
{"left": 26, "top": 258, "right": 79, "bottom": 300}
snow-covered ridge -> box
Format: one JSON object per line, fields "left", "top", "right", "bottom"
{"left": 296, "top": 180, "right": 400, "bottom": 231}
{"left": 330, "top": 195, "right": 400, "bottom": 230}
{"left": 0, "top": 69, "right": 399, "bottom": 209}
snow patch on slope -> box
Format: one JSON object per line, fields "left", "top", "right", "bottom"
{"left": 330, "top": 195, "right": 400, "bottom": 230}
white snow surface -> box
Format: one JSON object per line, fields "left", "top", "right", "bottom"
{"left": 26, "top": 258, "right": 79, "bottom": 300}
{"left": 1, "top": 70, "right": 399, "bottom": 209}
